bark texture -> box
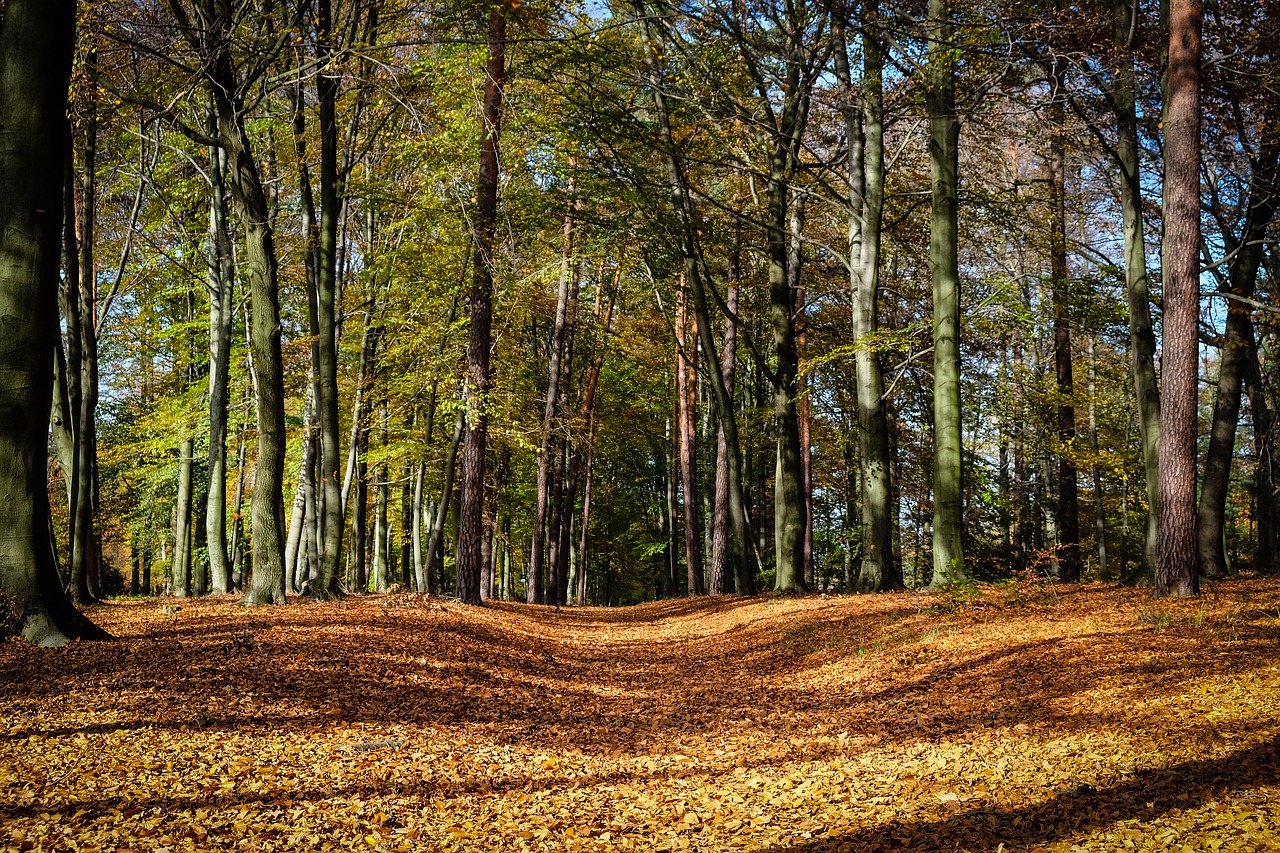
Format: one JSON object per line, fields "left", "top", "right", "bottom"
{"left": 1155, "top": 0, "right": 1202, "bottom": 598}
{"left": 0, "top": 0, "right": 107, "bottom": 645}
{"left": 457, "top": 6, "right": 506, "bottom": 606}
{"left": 927, "top": 0, "right": 965, "bottom": 585}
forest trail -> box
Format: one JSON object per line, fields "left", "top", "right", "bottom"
{"left": 3, "top": 580, "right": 1280, "bottom": 852}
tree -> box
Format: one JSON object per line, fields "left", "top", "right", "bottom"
{"left": 927, "top": 0, "right": 965, "bottom": 586}
{"left": 1194, "top": 0, "right": 1280, "bottom": 580}
{"left": 0, "top": 0, "right": 106, "bottom": 645}
{"left": 457, "top": 2, "right": 508, "bottom": 606}
{"left": 1155, "top": 0, "right": 1202, "bottom": 597}
{"left": 835, "top": 6, "right": 900, "bottom": 592}
{"left": 1048, "top": 55, "right": 1080, "bottom": 583}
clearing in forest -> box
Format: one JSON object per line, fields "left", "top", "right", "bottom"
{"left": 3, "top": 580, "right": 1280, "bottom": 852}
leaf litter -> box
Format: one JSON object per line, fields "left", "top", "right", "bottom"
{"left": 2, "top": 578, "right": 1280, "bottom": 852}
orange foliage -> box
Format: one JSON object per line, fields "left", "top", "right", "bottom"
{"left": 2, "top": 581, "right": 1280, "bottom": 851}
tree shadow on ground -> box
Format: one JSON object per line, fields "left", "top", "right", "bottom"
{"left": 762, "top": 735, "right": 1280, "bottom": 852}
{"left": 3, "top": 589, "right": 1278, "bottom": 763}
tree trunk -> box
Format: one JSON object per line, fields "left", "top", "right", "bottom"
{"left": 310, "top": 0, "right": 345, "bottom": 600}
{"left": 425, "top": 407, "right": 465, "bottom": 592}
{"left": 213, "top": 73, "right": 287, "bottom": 605}
{"left": 205, "top": 105, "right": 235, "bottom": 594}
{"left": 1114, "top": 0, "right": 1161, "bottom": 582}
{"left": 351, "top": 437, "right": 369, "bottom": 592}
{"left": 530, "top": 197, "right": 576, "bottom": 605}
{"left": 676, "top": 288, "right": 705, "bottom": 595}
{"left": 1196, "top": 141, "right": 1279, "bottom": 578}
{"left": 839, "top": 12, "right": 899, "bottom": 591}
{"left": 1245, "top": 339, "right": 1276, "bottom": 574}
{"left": 412, "top": 460, "right": 427, "bottom": 591}
{"left": 710, "top": 274, "right": 738, "bottom": 596}
{"left": 792, "top": 205, "right": 813, "bottom": 589}
{"left": 457, "top": 5, "right": 506, "bottom": 606}
{"left": 550, "top": 442, "right": 569, "bottom": 605}
{"left": 666, "top": 417, "right": 679, "bottom": 596}
{"left": 70, "top": 57, "right": 103, "bottom": 604}
{"left": 1088, "top": 339, "right": 1109, "bottom": 580}
{"left": 172, "top": 438, "right": 195, "bottom": 596}
{"left": 229, "top": 403, "right": 249, "bottom": 590}
{"left": 60, "top": 142, "right": 96, "bottom": 605}
{"left": 577, "top": 430, "right": 596, "bottom": 606}
{"left": 0, "top": 0, "right": 107, "bottom": 645}
{"left": 373, "top": 402, "right": 390, "bottom": 591}
{"left": 400, "top": 457, "right": 413, "bottom": 588}
{"left": 927, "top": 0, "right": 965, "bottom": 586}
{"left": 1049, "top": 59, "right": 1080, "bottom": 583}
{"left": 1155, "top": 0, "right": 1202, "bottom": 598}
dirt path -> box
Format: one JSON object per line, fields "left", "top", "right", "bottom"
{"left": 3, "top": 581, "right": 1279, "bottom": 851}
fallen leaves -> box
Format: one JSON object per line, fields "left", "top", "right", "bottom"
{"left": 1, "top": 581, "right": 1280, "bottom": 851}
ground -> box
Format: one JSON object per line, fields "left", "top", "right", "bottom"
{"left": 2, "top": 577, "right": 1280, "bottom": 852}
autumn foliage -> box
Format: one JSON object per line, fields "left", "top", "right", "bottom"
{"left": 3, "top": 581, "right": 1280, "bottom": 851}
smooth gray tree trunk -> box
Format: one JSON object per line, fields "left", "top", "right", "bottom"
{"left": 205, "top": 107, "right": 235, "bottom": 594}
{"left": 927, "top": 0, "right": 965, "bottom": 586}
{"left": 839, "top": 13, "right": 899, "bottom": 591}
{"left": 172, "top": 437, "right": 195, "bottom": 596}
{"left": 1114, "top": 0, "right": 1161, "bottom": 582}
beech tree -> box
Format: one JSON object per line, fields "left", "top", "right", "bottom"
{"left": 927, "top": 0, "right": 964, "bottom": 586}
{"left": 0, "top": 0, "right": 106, "bottom": 645}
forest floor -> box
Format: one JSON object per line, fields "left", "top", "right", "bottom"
{"left": 3, "top": 577, "right": 1280, "bottom": 852}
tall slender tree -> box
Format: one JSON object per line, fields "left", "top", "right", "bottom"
{"left": 1155, "top": 0, "right": 1202, "bottom": 597}
{"left": 458, "top": 2, "right": 508, "bottom": 605}
{"left": 927, "top": 0, "right": 965, "bottom": 585}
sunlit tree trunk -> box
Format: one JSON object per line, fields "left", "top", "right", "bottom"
{"left": 229, "top": 397, "right": 249, "bottom": 590}
{"left": 458, "top": 4, "right": 506, "bottom": 606}
{"left": 1155, "top": 0, "right": 1202, "bottom": 598}
{"left": 710, "top": 272, "right": 738, "bottom": 596}
{"left": 172, "top": 437, "right": 194, "bottom": 596}
{"left": 310, "top": 0, "right": 345, "bottom": 600}
{"left": 1114, "top": 0, "right": 1161, "bottom": 582}
{"left": 676, "top": 288, "right": 705, "bottom": 595}
{"left": 425, "top": 407, "right": 465, "bottom": 594}
{"left": 838, "top": 11, "right": 899, "bottom": 591}
{"left": 927, "top": 0, "right": 965, "bottom": 585}
{"left": 220, "top": 110, "right": 287, "bottom": 606}
{"left": 791, "top": 205, "right": 814, "bottom": 589}
{"left": 205, "top": 103, "right": 235, "bottom": 594}
{"left": 373, "top": 402, "right": 390, "bottom": 591}
{"left": 1088, "top": 339, "right": 1109, "bottom": 580}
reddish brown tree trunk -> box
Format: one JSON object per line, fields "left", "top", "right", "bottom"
{"left": 1155, "top": 0, "right": 1202, "bottom": 597}
{"left": 458, "top": 5, "right": 506, "bottom": 605}
{"left": 676, "top": 287, "right": 705, "bottom": 595}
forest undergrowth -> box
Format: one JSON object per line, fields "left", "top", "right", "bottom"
{"left": 3, "top": 578, "right": 1280, "bottom": 852}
